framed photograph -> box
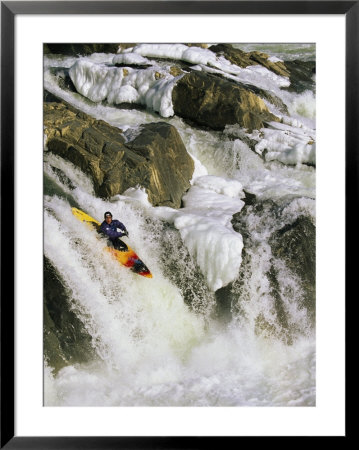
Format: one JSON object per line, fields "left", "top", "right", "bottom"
{"left": 1, "top": 1, "right": 353, "bottom": 447}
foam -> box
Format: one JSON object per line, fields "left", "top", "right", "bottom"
{"left": 44, "top": 318, "right": 315, "bottom": 406}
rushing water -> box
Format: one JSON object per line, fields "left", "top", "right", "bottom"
{"left": 43, "top": 43, "right": 316, "bottom": 406}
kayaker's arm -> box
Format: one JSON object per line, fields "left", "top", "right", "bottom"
{"left": 112, "top": 220, "right": 129, "bottom": 237}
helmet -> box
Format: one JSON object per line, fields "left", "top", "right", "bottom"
{"left": 104, "top": 211, "right": 113, "bottom": 218}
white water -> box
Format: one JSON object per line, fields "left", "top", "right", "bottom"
{"left": 44, "top": 44, "right": 316, "bottom": 406}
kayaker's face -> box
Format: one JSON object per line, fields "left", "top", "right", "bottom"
{"left": 105, "top": 216, "right": 112, "bottom": 224}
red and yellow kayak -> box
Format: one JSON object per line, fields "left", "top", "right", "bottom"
{"left": 72, "top": 207, "right": 152, "bottom": 278}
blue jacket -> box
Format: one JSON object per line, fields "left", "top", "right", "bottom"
{"left": 100, "top": 219, "right": 127, "bottom": 241}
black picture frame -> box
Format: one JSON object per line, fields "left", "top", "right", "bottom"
{"left": 1, "top": 1, "right": 353, "bottom": 447}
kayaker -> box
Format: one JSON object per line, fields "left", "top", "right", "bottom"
{"left": 99, "top": 211, "right": 129, "bottom": 251}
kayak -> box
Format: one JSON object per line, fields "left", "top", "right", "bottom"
{"left": 71, "top": 207, "right": 152, "bottom": 278}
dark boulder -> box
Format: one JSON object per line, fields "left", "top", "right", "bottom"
{"left": 210, "top": 43, "right": 290, "bottom": 77}
{"left": 283, "top": 60, "right": 316, "bottom": 93}
{"left": 240, "top": 82, "right": 289, "bottom": 115}
{"left": 210, "top": 44, "right": 315, "bottom": 94}
{"left": 243, "top": 190, "right": 257, "bottom": 207}
{"left": 125, "top": 122, "right": 194, "bottom": 207}
{"left": 230, "top": 202, "right": 315, "bottom": 340}
{"left": 44, "top": 257, "right": 95, "bottom": 373}
{"left": 269, "top": 215, "right": 316, "bottom": 324}
{"left": 44, "top": 100, "right": 194, "bottom": 208}
{"left": 172, "top": 71, "right": 279, "bottom": 131}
